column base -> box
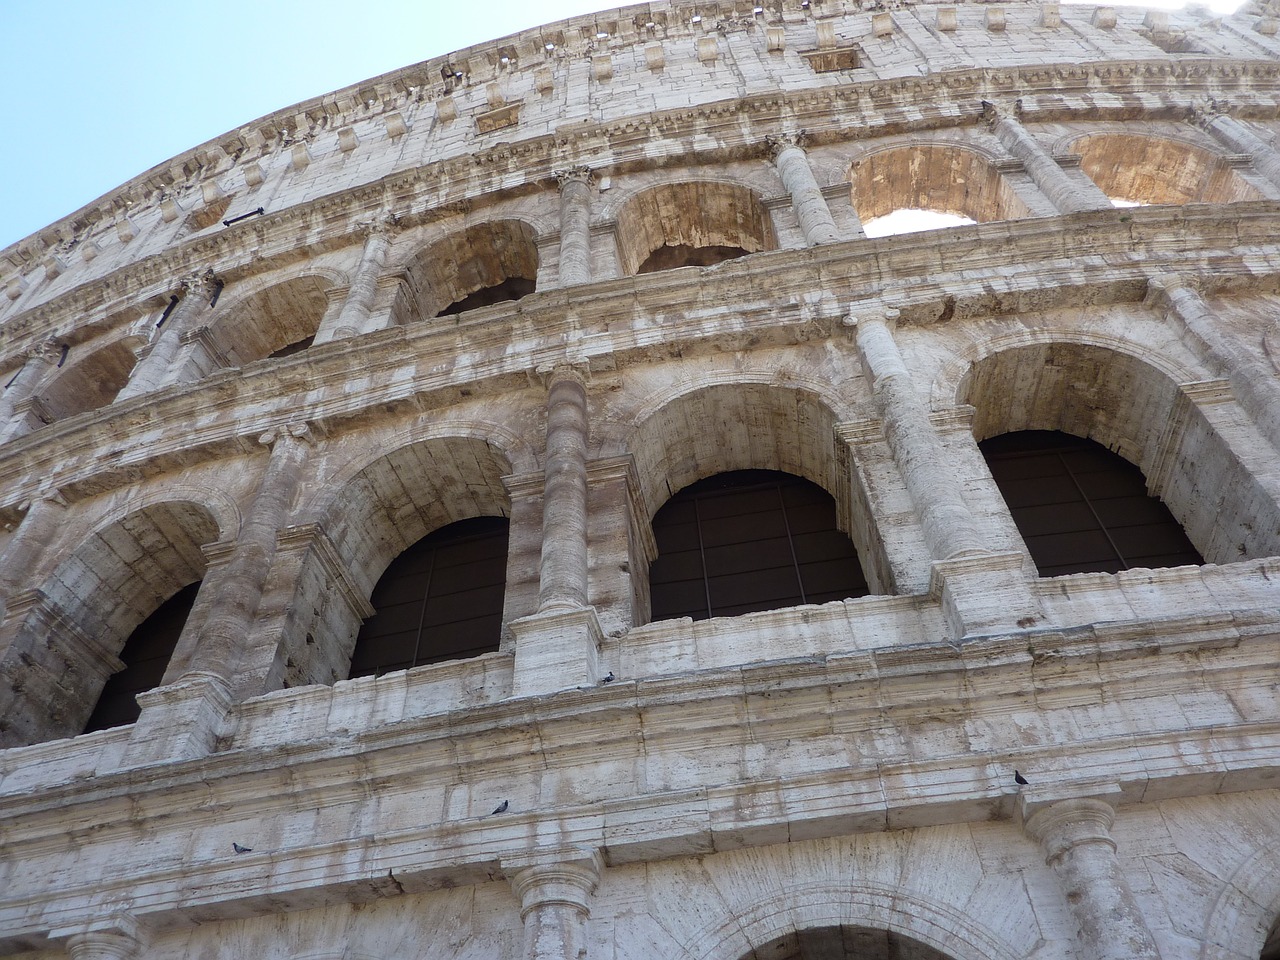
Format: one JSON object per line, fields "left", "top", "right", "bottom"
{"left": 123, "top": 672, "right": 233, "bottom": 765}
{"left": 930, "top": 551, "right": 1044, "bottom": 637}
{"left": 510, "top": 605, "right": 603, "bottom": 698}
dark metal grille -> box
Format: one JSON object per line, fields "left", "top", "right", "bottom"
{"left": 348, "top": 516, "right": 509, "bottom": 678}
{"left": 980, "top": 430, "right": 1204, "bottom": 577}
{"left": 83, "top": 580, "right": 200, "bottom": 733}
{"left": 648, "top": 470, "right": 870, "bottom": 622}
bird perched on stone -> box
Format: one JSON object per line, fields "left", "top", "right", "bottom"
{"left": 232, "top": 842, "right": 253, "bottom": 854}
{"left": 491, "top": 800, "right": 509, "bottom": 815}
{"left": 601, "top": 672, "right": 615, "bottom": 683}
{"left": 1014, "top": 771, "right": 1029, "bottom": 786}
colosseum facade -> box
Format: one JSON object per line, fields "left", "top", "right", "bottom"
{"left": 1, "top": 1, "right": 1280, "bottom": 958}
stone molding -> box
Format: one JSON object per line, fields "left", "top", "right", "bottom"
{"left": 1, "top": 204, "right": 1278, "bottom": 512}
{"left": 5, "top": 58, "right": 1280, "bottom": 339}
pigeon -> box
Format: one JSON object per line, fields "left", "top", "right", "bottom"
{"left": 1014, "top": 771, "right": 1029, "bottom": 786}
{"left": 600, "top": 672, "right": 615, "bottom": 684}
{"left": 232, "top": 842, "right": 253, "bottom": 854}
{"left": 491, "top": 800, "right": 509, "bottom": 815}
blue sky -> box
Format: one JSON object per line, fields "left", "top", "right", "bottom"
{"left": 0, "top": 0, "right": 1244, "bottom": 251}
{"left": 0, "top": 1, "right": 614, "bottom": 250}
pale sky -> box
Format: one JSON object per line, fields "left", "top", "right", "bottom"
{"left": 0, "top": 0, "right": 1245, "bottom": 251}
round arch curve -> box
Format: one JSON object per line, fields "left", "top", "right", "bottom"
{"left": 681, "top": 882, "right": 1023, "bottom": 960}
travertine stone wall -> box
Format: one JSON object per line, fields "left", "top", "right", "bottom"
{"left": 0, "top": 0, "right": 1279, "bottom": 958}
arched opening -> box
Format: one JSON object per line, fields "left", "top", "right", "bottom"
{"left": 1263, "top": 915, "right": 1280, "bottom": 960}
{"left": 741, "top": 925, "right": 957, "bottom": 960}
{"left": 959, "top": 341, "right": 1280, "bottom": 568}
{"left": 35, "top": 338, "right": 138, "bottom": 423}
{"left": 206, "top": 275, "right": 333, "bottom": 369}
{"left": 979, "top": 430, "right": 1203, "bottom": 577}
{"left": 83, "top": 580, "right": 201, "bottom": 732}
{"left": 1074, "top": 133, "right": 1265, "bottom": 205}
{"left": 649, "top": 469, "right": 869, "bottom": 621}
{"left": 851, "top": 144, "right": 1032, "bottom": 232}
{"left": 0, "top": 500, "right": 219, "bottom": 747}
{"left": 401, "top": 220, "right": 540, "bottom": 320}
{"left": 614, "top": 181, "right": 775, "bottom": 276}
{"left": 348, "top": 516, "right": 509, "bottom": 678}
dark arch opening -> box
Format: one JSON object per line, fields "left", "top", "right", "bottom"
{"left": 1262, "top": 915, "right": 1280, "bottom": 960}
{"left": 648, "top": 470, "right": 870, "bottom": 622}
{"left": 742, "top": 925, "right": 957, "bottom": 960}
{"left": 348, "top": 516, "right": 509, "bottom": 678}
{"left": 83, "top": 580, "right": 201, "bottom": 733}
{"left": 436, "top": 276, "right": 536, "bottom": 316}
{"left": 636, "top": 243, "right": 750, "bottom": 273}
{"left": 980, "top": 430, "right": 1203, "bottom": 577}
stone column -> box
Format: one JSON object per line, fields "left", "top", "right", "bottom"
{"left": 985, "top": 103, "right": 1113, "bottom": 214}
{"left": 854, "top": 311, "right": 986, "bottom": 562}
{"left": 507, "top": 853, "right": 602, "bottom": 960}
{"left": 1024, "top": 799, "right": 1163, "bottom": 960}
{"left": 117, "top": 270, "right": 219, "bottom": 399}
{"left": 0, "top": 491, "right": 66, "bottom": 624}
{"left": 768, "top": 134, "right": 844, "bottom": 246}
{"left": 324, "top": 218, "right": 394, "bottom": 341}
{"left": 0, "top": 339, "right": 58, "bottom": 434}
{"left": 556, "top": 167, "right": 594, "bottom": 286}
{"left": 853, "top": 310, "right": 1042, "bottom": 635}
{"left": 63, "top": 915, "right": 143, "bottom": 960}
{"left": 1148, "top": 274, "right": 1280, "bottom": 453}
{"left": 1197, "top": 108, "right": 1280, "bottom": 192}
{"left": 510, "top": 367, "right": 603, "bottom": 696}
{"left": 539, "top": 366, "right": 590, "bottom": 612}
{"left": 126, "top": 423, "right": 313, "bottom": 762}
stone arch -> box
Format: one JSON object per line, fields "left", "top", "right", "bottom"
{"left": 398, "top": 219, "right": 541, "bottom": 320}
{"left": 1197, "top": 836, "right": 1280, "bottom": 960}
{"left": 612, "top": 180, "right": 776, "bottom": 276}
{"left": 32, "top": 335, "right": 142, "bottom": 424}
{"left": 0, "top": 498, "right": 222, "bottom": 747}
{"left": 956, "top": 338, "right": 1280, "bottom": 567}
{"left": 850, "top": 141, "right": 1034, "bottom": 227}
{"left": 1069, "top": 132, "right": 1265, "bottom": 205}
{"left": 626, "top": 378, "right": 855, "bottom": 519}
{"left": 201, "top": 272, "right": 339, "bottom": 369}
{"left": 681, "top": 882, "right": 1022, "bottom": 960}
{"left": 286, "top": 429, "right": 520, "bottom": 684}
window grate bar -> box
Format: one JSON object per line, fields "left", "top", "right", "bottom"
{"left": 1056, "top": 450, "right": 1130, "bottom": 569}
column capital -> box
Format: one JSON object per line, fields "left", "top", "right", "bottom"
{"left": 535, "top": 361, "right": 590, "bottom": 390}
{"left": 356, "top": 212, "right": 399, "bottom": 238}
{"left": 980, "top": 97, "right": 1023, "bottom": 126}
{"left": 22, "top": 338, "right": 61, "bottom": 365}
{"left": 554, "top": 165, "right": 595, "bottom": 189}
{"left": 1188, "top": 97, "right": 1230, "bottom": 129}
{"left": 1023, "top": 796, "right": 1118, "bottom": 864}
{"left": 258, "top": 421, "right": 316, "bottom": 448}
{"left": 506, "top": 850, "right": 604, "bottom": 918}
{"left": 181, "top": 267, "right": 221, "bottom": 301}
{"left": 60, "top": 912, "right": 144, "bottom": 960}
{"left": 766, "top": 130, "right": 810, "bottom": 159}
{"left": 1144, "top": 272, "right": 1200, "bottom": 306}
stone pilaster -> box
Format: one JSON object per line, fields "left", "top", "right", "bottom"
{"left": 0, "top": 339, "right": 58, "bottom": 436}
{"left": 556, "top": 167, "right": 594, "bottom": 286}
{"left": 0, "top": 490, "right": 67, "bottom": 624}
{"left": 117, "top": 270, "right": 219, "bottom": 399}
{"left": 323, "top": 217, "right": 395, "bottom": 341}
{"left": 985, "top": 102, "right": 1112, "bottom": 214}
{"left": 854, "top": 311, "right": 986, "bottom": 562}
{"left": 510, "top": 366, "right": 603, "bottom": 696}
{"left": 507, "top": 852, "right": 603, "bottom": 960}
{"left": 853, "top": 310, "right": 1041, "bottom": 634}
{"left": 1148, "top": 274, "right": 1280, "bottom": 453}
{"left": 1196, "top": 107, "right": 1280, "bottom": 193}
{"left": 539, "top": 366, "right": 590, "bottom": 612}
{"left": 126, "top": 424, "right": 313, "bottom": 762}
{"left": 767, "top": 133, "right": 847, "bottom": 245}
{"left": 1024, "top": 798, "right": 1163, "bottom": 960}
